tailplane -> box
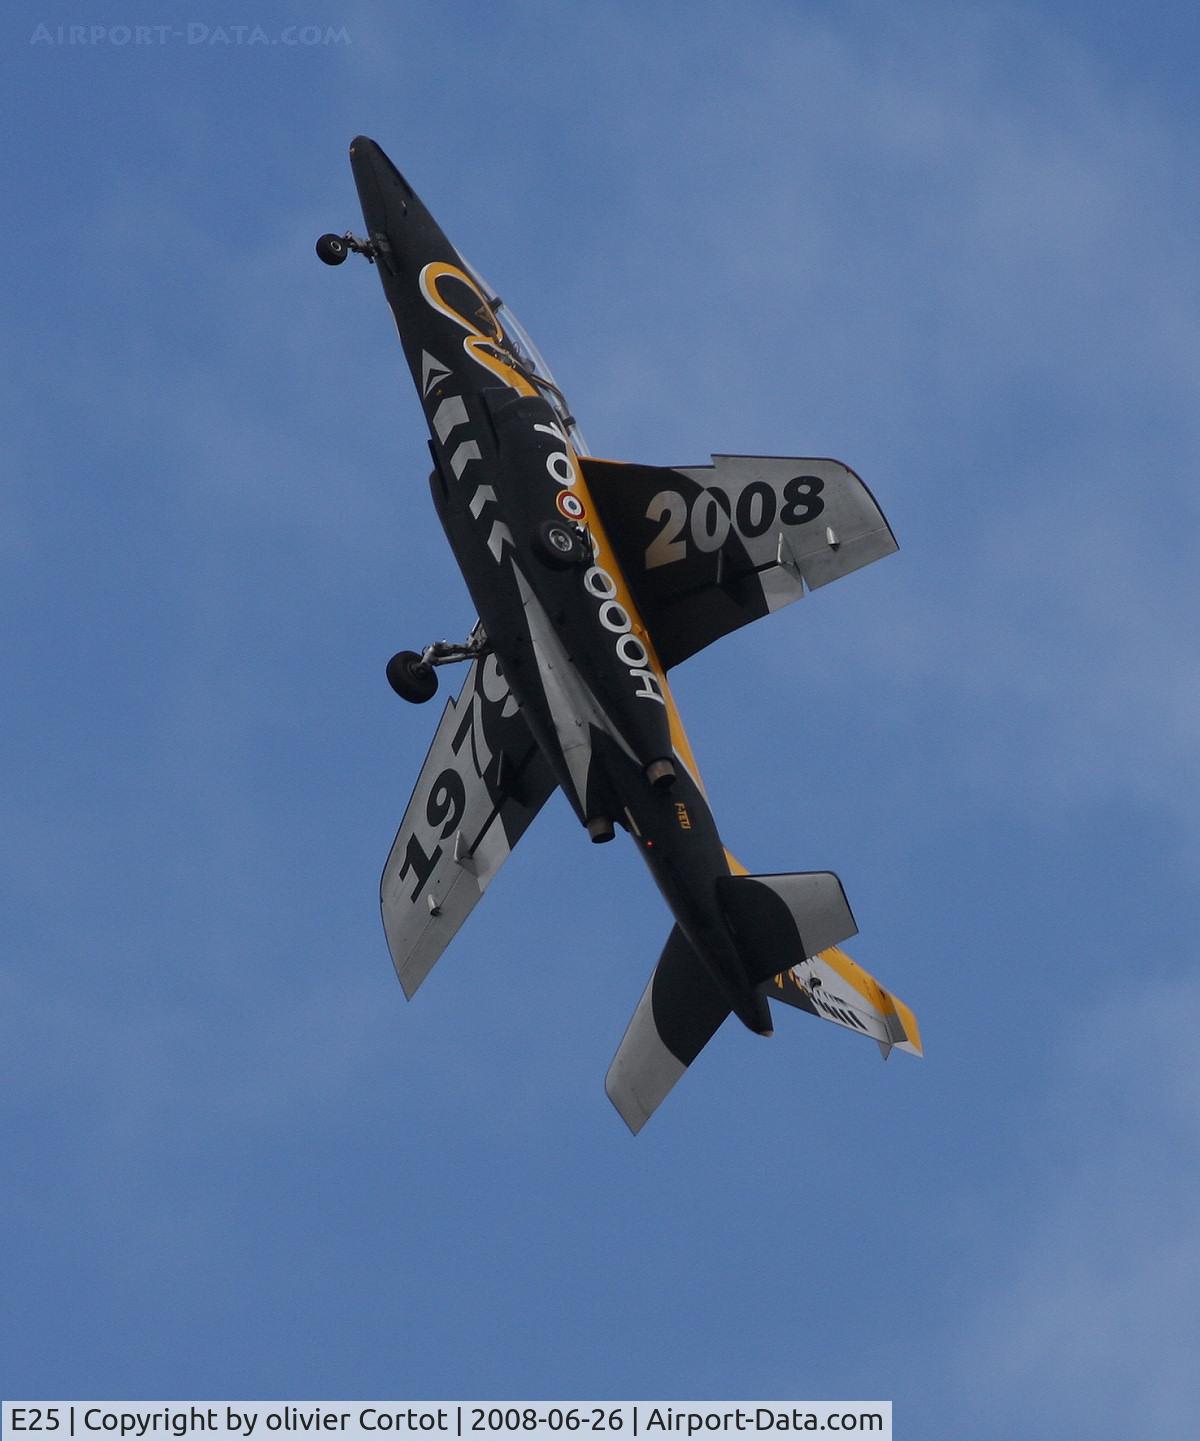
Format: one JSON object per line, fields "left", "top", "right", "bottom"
{"left": 605, "top": 868, "right": 921, "bottom": 1132}
{"left": 605, "top": 924, "right": 730, "bottom": 1134}
{"left": 719, "top": 868, "right": 921, "bottom": 1059}
{"left": 766, "top": 946, "right": 922, "bottom": 1058}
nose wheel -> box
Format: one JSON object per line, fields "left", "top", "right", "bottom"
{"left": 315, "top": 230, "right": 379, "bottom": 266}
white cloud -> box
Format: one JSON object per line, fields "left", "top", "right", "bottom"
{"left": 953, "top": 976, "right": 1200, "bottom": 1437}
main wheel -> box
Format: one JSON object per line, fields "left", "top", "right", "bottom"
{"left": 316, "top": 233, "right": 349, "bottom": 266}
{"left": 386, "top": 651, "right": 438, "bottom": 703}
{"left": 534, "top": 519, "right": 588, "bottom": 569}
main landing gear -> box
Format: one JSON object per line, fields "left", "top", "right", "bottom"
{"left": 533, "top": 519, "right": 590, "bottom": 569}
{"left": 315, "top": 231, "right": 379, "bottom": 266}
{"left": 386, "top": 624, "right": 490, "bottom": 704}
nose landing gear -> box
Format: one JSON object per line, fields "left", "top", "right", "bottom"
{"left": 315, "top": 231, "right": 379, "bottom": 266}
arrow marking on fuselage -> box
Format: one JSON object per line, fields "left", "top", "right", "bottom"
{"left": 468, "top": 485, "right": 497, "bottom": 518}
{"left": 432, "top": 394, "right": 468, "bottom": 442}
{"left": 487, "top": 521, "right": 515, "bottom": 562}
{"left": 467, "top": 483, "right": 512, "bottom": 561}
{"left": 450, "top": 440, "right": 482, "bottom": 478}
{"left": 422, "top": 351, "right": 452, "bottom": 397}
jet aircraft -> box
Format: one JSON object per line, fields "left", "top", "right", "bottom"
{"left": 318, "top": 137, "right": 921, "bottom": 1131}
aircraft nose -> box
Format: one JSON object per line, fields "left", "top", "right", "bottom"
{"left": 348, "top": 134, "right": 382, "bottom": 167}
{"left": 349, "top": 135, "right": 413, "bottom": 198}
{"left": 347, "top": 137, "right": 406, "bottom": 244}
{"left": 349, "top": 135, "right": 422, "bottom": 243}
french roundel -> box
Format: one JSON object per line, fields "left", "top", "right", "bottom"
{"left": 556, "top": 491, "right": 587, "bottom": 522}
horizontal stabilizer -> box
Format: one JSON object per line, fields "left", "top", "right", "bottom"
{"left": 767, "top": 947, "right": 923, "bottom": 1058}
{"left": 716, "top": 871, "right": 858, "bottom": 987}
{"left": 717, "top": 867, "right": 921, "bottom": 1059}
{"left": 605, "top": 925, "right": 730, "bottom": 1133}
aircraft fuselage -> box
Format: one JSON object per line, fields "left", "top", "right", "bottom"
{"left": 348, "top": 137, "right": 771, "bottom": 1034}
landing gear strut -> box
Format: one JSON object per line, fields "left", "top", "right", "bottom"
{"left": 315, "top": 231, "right": 379, "bottom": 266}
{"left": 386, "top": 623, "right": 490, "bottom": 704}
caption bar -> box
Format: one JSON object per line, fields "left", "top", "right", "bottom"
{"left": 4, "top": 1405, "right": 890, "bottom": 1441}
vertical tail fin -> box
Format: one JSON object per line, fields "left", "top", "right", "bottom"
{"left": 715, "top": 870, "right": 858, "bottom": 982}
{"left": 718, "top": 870, "right": 922, "bottom": 1057}
{"left": 606, "top": 871, "right": 920, "bottom": 1133}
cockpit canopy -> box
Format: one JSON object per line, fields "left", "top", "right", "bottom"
{"left": 461, "top": 257, "right": 589, "bottom": 455}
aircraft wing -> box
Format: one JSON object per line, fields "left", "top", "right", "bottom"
{"left": 580, "top": 455, "right": 896, "bottom": 669}
{"left": 380, "top": 653, "right": 557, "bottom": 998}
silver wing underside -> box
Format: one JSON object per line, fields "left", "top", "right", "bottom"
{"left": 581, "top": 454, "right": 897, "bottom": 669}
{"left": 380, "top": 652, "right": 556, "bottom": 997}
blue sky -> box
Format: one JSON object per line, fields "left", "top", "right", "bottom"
{"left": 4, "top": 2, "right": 1199, "bottom": 1436}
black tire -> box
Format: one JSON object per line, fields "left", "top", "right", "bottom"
{"left": 316, "top": 233, "right": 349, "bottom": 266}
{"left": 534, "top": 519, "right": 588, "bottom": 569}
{"left": 386, "top": 651, "right": 438, "bottom": 703}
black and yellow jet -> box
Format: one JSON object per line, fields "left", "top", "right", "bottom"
{"left": 319, "top": 137, "right": 921, "bottom": 1132}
